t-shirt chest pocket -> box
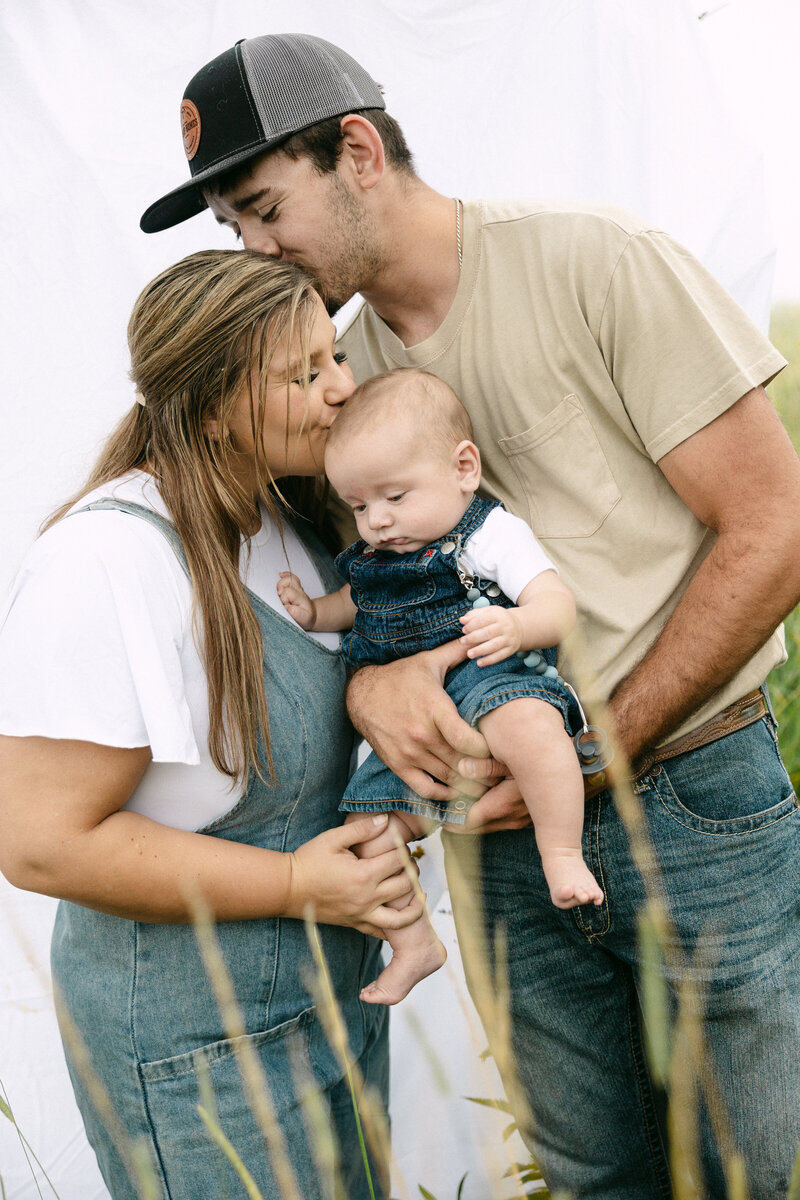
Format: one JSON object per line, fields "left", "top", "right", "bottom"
{"left": 498, "top": 393, "right": 620, "bottom": 539}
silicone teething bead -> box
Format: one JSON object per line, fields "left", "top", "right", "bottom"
{"left": 574, "top": 725, "right": 614, "bottom": 774}
{"left": 472, "top": 596, "right": 491, "bottom": 609}
{"left": 543, "top": 665, "right": 559, "bottom": 679}
{"left": 523, "top": 651, "right": 543, "bottom": 668}
{"left": 466, "top": 588, "right": 481, "bottom": 601}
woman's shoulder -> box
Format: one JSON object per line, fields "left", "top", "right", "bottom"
{"left": 0, "top": 473, "right": 198, "bottom": 756}
{"left": 12, "top": 472, "right": 190, "bottom": 627}
{"left": 36, "top": 472, "right": 180, "bottom": 571}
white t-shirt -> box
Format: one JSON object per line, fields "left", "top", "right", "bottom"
{"left": 0, "top": 471, "right": 338, "bottom": 831}
{"left": 459, "top": 506, "right": 557, "bottom": 603}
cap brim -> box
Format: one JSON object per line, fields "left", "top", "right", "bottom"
{"left": 139, "top": 142, "right": 282, "bottom": 233}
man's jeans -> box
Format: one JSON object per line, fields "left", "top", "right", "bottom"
{"left": 444, "top": 712, "right": 800, "bottom": 1198}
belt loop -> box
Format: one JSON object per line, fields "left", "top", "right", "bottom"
{"left": 761, "top": 682, "right": 777, "bottom": 724}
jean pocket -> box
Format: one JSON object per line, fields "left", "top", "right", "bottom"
{"left": 649, "top": 720, "right": 797, "bottom": 835}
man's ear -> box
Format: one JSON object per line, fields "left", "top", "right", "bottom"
{"left": 453, "top": 440, "right": 482, "bottom": 491}
{"left": 338, "top": 114, "right": 385, "bottom": 190}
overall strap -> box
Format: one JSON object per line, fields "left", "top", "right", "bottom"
{"left": 447, "top": 495, "right": 502, "bottom": 549}
{"left": 72, "top": 499, "right": 190, "bottom": 578}
{"left": 74, "top": 497, "right": 343, "bottom": 615}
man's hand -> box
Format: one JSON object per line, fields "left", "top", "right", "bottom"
{"left": 459, "top": 775, "right": 533, "bottom": 834}
{"left": 346, "top": 639, "right": 502, "bottom": 802}
{"left": 459, "top": 605, "right": 522, "bottom": 665}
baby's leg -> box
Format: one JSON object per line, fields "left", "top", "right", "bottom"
{"left": 478, "top": 699, "right": 603, "bottom": 909}
{"left": 344, "top": 811, "right": 446, "bottom": 1004}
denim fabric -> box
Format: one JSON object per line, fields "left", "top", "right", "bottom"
{"left": 51, "top": 500, "right": 388, "bottom": 1200}
{"left": 338, "top": 494, "right": 581, "bottom": 822}
{"left": 444, "top": 710, "right": 800, "bottom": 1198}
{"left": 336, "top": 495, "right": 512, "bottom": 667}
{"left": 341, "top": 652, "right": 581, "bottom": 824}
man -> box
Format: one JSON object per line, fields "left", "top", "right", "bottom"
{"left": 141, "top": 34, "right": 800, "bottom": 1197}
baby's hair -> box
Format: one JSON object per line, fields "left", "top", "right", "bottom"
{"left": 326, "top": 368, "right": 473, "bottom": 459}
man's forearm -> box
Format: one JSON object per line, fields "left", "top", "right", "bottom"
{"left": 609, "top": 524, "right": 800, "bottom": 763}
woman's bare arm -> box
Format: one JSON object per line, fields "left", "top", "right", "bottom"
{"left": 0, "top": 735, "right": 421, "bottom": 935}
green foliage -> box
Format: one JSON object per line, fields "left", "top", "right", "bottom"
{"left": 465, "top": 1096, "right": 551, "bottom": 1198}
{"left": 416, "top": 1173, "right": 469, "bottom": 1200}
{"left": 787, "top": 1140, "right": 800, "bottom": 1200}
{"left": 769, "top": 305, "right": 800, "bottom": 452}
{"left": 767, "top": 305, "right": 800, "bottom": 790}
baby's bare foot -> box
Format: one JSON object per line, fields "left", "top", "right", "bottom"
{"left": 360, "top": 936, "right": 447, "bottom": 1006}
{"left": 541, "top": 850, "right": 604, "bottom": 910}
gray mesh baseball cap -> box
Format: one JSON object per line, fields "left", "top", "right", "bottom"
{"left": 140, "top": 34, "right": 385, "bottom": 234}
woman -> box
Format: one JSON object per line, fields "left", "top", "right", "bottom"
{"left": 0, "top": 249, "right": 419, "bottom": 1199}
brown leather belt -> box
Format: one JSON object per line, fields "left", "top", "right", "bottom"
{"left": 583, "top": 687, "right": 768, "bottom": 799}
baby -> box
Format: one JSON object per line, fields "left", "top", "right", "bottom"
{"left": 278, "top": 368, "right": 603, "bottom": 1006}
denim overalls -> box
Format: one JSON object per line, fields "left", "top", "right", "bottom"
{"left": 336, "top": 496, "right": 579, "bottom": 824}
{"left": 50, "top": 500, "right": 388, "bottom": 1200}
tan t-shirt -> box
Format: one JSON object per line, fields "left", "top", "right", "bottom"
{"left": 337, "top": 198, "right": 787, "bottom": 740}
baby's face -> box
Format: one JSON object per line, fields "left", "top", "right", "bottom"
{"left": 326, "top": 424, "right": 473, "bottom": 552}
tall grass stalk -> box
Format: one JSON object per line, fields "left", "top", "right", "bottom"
{"left": 0, "top": 1082, "right": 58, "bottom": 1199}
{"left": 602, "top": 756, "right": 749, "bottom": 1191}
{"left": 667, "top": 982, "right": 702, "bottom": 1199}
{"left": 787, "top": 1142, "right": 800, "bottom": 1200}
{"left": 288, "top": 1045, "right": 345, "bottom": 1200}
{"left": 443, "top": 834, "right": 542, "bottom": 1199}
{"left": 637, "top": 903, "right": 671, "bottom": 1087}
{"left": 3, "top": 900, "right": 159, "bottom": 1200}
{"left": 193, "top": 1053, "right": 243, "bottom": 1200}
{"left": 186, "top": 886, "right": 303, "bottom": 1200}
{"left": 303, "top": 911, "right": 396, "bottom": 1200}
{"left": 195, "top": 1107, "right": 264, "bottom": 1200}
{"left": 51, "top": 987, "right": 159, "bottom": 1200}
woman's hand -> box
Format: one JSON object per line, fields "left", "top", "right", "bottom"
{"left": 286, "top": 814, "right": 424, "bottom": 937}
{"left": 0, "top": 736, "right": 421, "bottom": 930}
{"left": 346, "top": 640, "right": 502, "bottom": 802}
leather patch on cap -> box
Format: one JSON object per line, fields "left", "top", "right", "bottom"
{"left": 181, "top": 100, "right": 201, "bottom": 161}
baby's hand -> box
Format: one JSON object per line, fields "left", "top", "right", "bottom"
{"left": 277, "top": 572, "right": 317, "bottom": 631}
{"left": 459, "top": 605, "right": 523, "bottom": 666}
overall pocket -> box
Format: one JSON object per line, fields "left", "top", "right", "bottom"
{"left": 350, "top": 558, "right": 436, "bottom": 612}
{"left": 138, "top": 1007, "right": 348, "bottom": 1198}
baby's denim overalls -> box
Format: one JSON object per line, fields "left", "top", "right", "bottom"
{"left": 336, "top": 496, "right": 579, "bottom": 824}
{"left": 50, "top": 500, "right": 388, "bottom": 1200}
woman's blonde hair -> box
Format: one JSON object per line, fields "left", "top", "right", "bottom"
{"left": 47, "top": 248, "right": 328, "bottom": 785}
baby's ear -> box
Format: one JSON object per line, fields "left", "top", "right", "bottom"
{"left": 454, "top": 439, "right": 481, "bottom": 490}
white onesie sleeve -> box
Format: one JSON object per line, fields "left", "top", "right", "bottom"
{"left": 0, "top": 510, "right": 201, "bottom": 763}
{"left": 460, "top": 506, "right": 557, "bottom": 603}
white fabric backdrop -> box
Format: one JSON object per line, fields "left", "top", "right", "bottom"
{"left": 0, "top": 2, "right": 776, "bottom": 1197}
